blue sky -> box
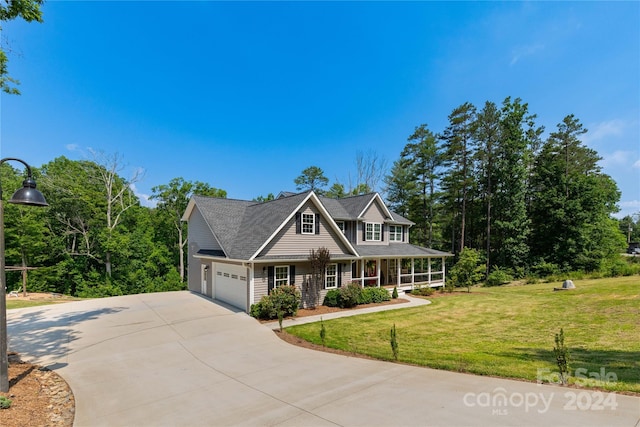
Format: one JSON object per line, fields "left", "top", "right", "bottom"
{"left": 1, "top": 1, "right": 638, "bottom": 217}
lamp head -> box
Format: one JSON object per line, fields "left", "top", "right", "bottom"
{"left": 8, "top": 177, "right": 48, "bottom": 207}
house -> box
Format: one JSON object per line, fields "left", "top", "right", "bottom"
{"left": 181, "top": 190, "right": 452, "bottom": 312}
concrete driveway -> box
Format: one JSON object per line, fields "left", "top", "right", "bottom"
{"left": 7, "top": 291, "right": 640, "bottom": 427}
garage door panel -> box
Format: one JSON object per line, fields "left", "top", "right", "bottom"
{"left": 214, "top": 263, "right": 247, "bottom": 311}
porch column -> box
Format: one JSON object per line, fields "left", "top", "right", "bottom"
{"left": 428, "top": 258, "right": 432, "bottom": 286}
{"left": 249, "top": 263, "right": 255, "bottom": 306}
{"left": 397, "top": 259, "right": 401, "bottom": 286}
{"left": 376, "top": 258, "right": 381, "bottom": 287}
{"left": 442, "top": 257, "right": 446, "bottom": 286}
{"left": 411, "top": 258, "right": 415, "bottom": 289}
{"left": 360, "top": 259, "right": 365, "bottom": 288}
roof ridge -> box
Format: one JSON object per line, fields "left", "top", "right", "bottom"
{"left": 257, "top": 190, "right": 310, "bottom": 205}
{"left": 193, "top": 194, "right": 255, "bottom": 204}
{"left": 321, "top": 192, "right": 378, "bottom": 201}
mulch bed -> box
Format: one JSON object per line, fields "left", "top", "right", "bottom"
{"left": 0, "top": 353, "right": 74, "bottom": 427}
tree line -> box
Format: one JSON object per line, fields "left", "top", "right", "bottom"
{"left": 2, "top": 153, "right": 225, "bottom": 297}
{"left": 2, "top": 97, "right": 634, "bottom": 298}
{"left": 385, "top": 97, "right": 627, "bottom": 277}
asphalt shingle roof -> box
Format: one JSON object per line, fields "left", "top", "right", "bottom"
{"left": 354, "top": 244, "right": 451, "bottom": 257}
{"left": 191, "top": 191, "right": 426, "bottom": 260}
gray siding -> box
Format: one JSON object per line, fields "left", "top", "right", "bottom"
{"left": 188, "top": 206, "right": 222, "bottom": 250}
{"left": 186, "top": 206, "right": 222, "bottom": 294}
{"left": 357, "top": 201, "right": 390, "bottom": 245}
{"left": 187, "top": 244, "right": 201, "bottom": 293}
{"left": 252, "top": 261, "right": 353, "bottom": 308}
{"left": 254, "top": 266, "right": 269, "bottom": 302}
{"left": 258, "top": 201, "right": 352, "bottom": 257}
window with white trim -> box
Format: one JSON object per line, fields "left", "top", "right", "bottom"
{"left": 325, "top": 264, "right": 337, "bottom": 289}
{"left": 389, "top": 225, "right": 403, "bottom": 242}
{"left": 275, "top": 266, "right": 289, "bottom": 288}
{"left": 302, "top": 213, "right": 315, "bottom": 234}
{"left": 337, "top": 221, "right": 346, "bottom": 234}
{"left": 366, "top": 222, "right": 382, "bottom": 241}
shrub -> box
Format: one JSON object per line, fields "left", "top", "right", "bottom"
{"left": 271, "top": 285, "right": 301, "bottom": 316}
{"left": 339, "top": 282, "right": 362, "bottom": 308}
{"left": 445, "top": 280, "right": 454, "bottom": 293}
{"left": 390, "top": 323, "right": 398, "bottom": 361}
{"left": 392, "top": 286, "right": 398, "bottom": 299}
{"left": 554, "top": 328, "right": 570, "bottom": 385}
{"left": 531, "top": 261, "right": 560, "bottom": 278}
{"left": 525, "top": 276, "right": 540, "bottom": 284}
{"left": 412, "top": 286, "right": 434, "bottom": 296}
{"left": 359, "top": 287, "right": 391, "bottom": 304}
{"left": 250, "top": 296, "right": 276, "bottom": 319}
{"left": 485, "top": 267, "right": 513, "bottom": 287}
{"left": 323, "top": 289, "right": 341, "bottom": 307}
{"left": 601, "top": 257, "right": 638, "bottom": 277}
{"left": 249, "top": 285, "right": 301, "bottom": 320}
{"left": 320, "top": 317, "right": 326, "bottom": 347}
{"left": 448, "top": 248, "right": 484, "bottom": 292}
{"left": 0, "top": 396, "right": 11, "bottom": 409}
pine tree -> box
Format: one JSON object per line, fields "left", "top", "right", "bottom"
{"left": 530, "top": 115, "right": 625, "bottom": 270}
{"left": 440, "top": 103, "right": 477, "bottom": 254}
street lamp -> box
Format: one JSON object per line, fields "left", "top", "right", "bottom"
{"left": 0, "top": 158, "right": 48, "bottom": 392}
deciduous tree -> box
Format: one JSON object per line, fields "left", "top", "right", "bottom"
{"left": 0, "top": 0, "right": 43, "bottom": 94}
{"left": 151, "top": 177, "right": 226, "bottom": 282}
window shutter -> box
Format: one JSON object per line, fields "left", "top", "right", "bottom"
{"left": 289, "top": 265, "right": 296, "bottom": 285}
{"left": 338, "top": 263, "right": 342, "bottom": 288}
{"left": 381, "top": 224, "right": 384, "bottom": 242}
{"left": 362, "top": 223, "right": 367, "bottom": 241}
{"left": 267, "top": 266, "right": 274, "bottom": 293}
{"left": 315, "top": 214, "right": 320, "bottom": 234}
{"left": 295, "top": 212, "right": 301, "bottom": 234}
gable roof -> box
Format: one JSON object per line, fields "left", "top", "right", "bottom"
{"left": 319, "top": 193, "right": 413, "bottom": 225}
{"left": 184, "top": 190, "right": 420, "bottom": 261}
{"left": 183, "top": 196, "right": 254, "bottom": 258}
{"left": 184, "top": 191, "right": 358, "bottom": 261}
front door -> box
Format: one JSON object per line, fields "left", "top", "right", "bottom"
{"left": 387, "top": 259, "right": 397, "bottom": 286}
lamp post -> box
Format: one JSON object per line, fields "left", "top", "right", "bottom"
{"left": 0, "top": 158, "right": 48, "bottom": 392}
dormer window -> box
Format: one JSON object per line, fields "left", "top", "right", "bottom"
{"left": 337, "top": 221, "right": 346, "bottom": 234}
{"left": 296, "top": 212, "right": 320, "bottom": 235}
{"left": 302, "top": 213, "right": 315, "bottom": 234}
{"left": 365, "top": 222, "right": 382, "bottom": 241}
{"left": 389, "top": 225, "right": 403, "bottom": 242}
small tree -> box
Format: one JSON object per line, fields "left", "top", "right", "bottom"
{"left": 320, "top": 317, "right": 326, "bottom": 347}
{"left": 448, "top": 248, "right": 484, "bottom": 292}
{"left": 554, "top": 328, "right": 570, "bottom": 385}
{"left": 390, "top": 323, "right": 399, "bottom": 361}
{"left": 307, "top": 247, "right": 331, "bottom": 308}
{"left": 277, "top": 310, "right": 284, "bottom": 332}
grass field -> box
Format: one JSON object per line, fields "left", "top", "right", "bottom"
{"left": 286, "top": 276, "right": 640, "bottom": 393}
{"left": 6, "top": 294, "right": 82, "bottom": 310}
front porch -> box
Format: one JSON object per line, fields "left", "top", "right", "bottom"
{"left": 350, "top": 257, "right": 446, "bottom": 290}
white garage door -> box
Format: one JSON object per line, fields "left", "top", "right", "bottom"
{"left": 213, "top": 263, "right": 248, "bottom": 311}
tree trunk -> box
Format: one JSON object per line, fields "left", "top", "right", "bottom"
{"left": 106, "top": 251, "right": 112, "bottom": 277}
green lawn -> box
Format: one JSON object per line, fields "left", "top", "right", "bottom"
{"left": 286, "top": 276, "right": 640, "bottom": 393}
{"left": 6, "top": 296, "right": 82, "bottom": 310}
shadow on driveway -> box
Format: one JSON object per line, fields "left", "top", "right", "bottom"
{"left": 8, "top": 305, "right": 127, "bottom": 365}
